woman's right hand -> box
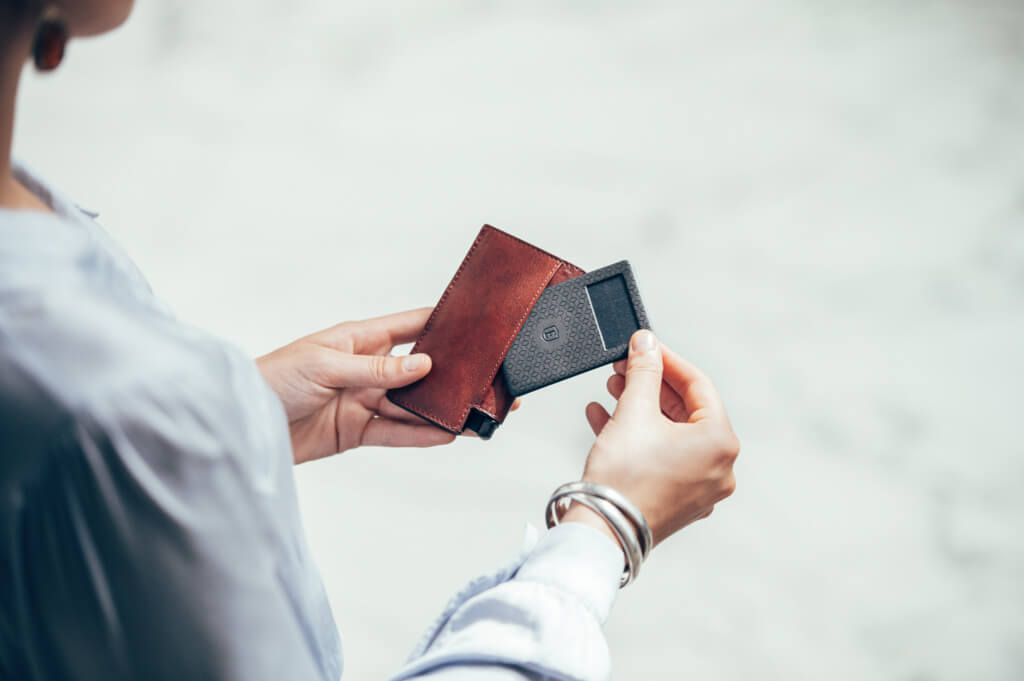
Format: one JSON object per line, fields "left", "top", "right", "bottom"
{"left": 564, "top": 330, "right": 740, "bottom": 548}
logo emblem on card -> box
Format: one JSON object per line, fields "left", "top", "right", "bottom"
{"left": 501, "top": 261, "right": 651, "bottom": 397}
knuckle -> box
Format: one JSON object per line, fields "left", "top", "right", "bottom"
{"left": 725, "top": 433, "right": 741, "bottom": 460}
{"left": 334, "top": 320, "right": 356, "bottom": 338}
{"left": 308, "top": 345, "right": 336, "bottom": 382}
{"left": 713, "top": 430, "right": 740, "bottom": 462}
{"left": 311, "top": 344, "right": 334, "bottom": 366}
{"left": 339, "top": 324, "right": 359, "bottom": 352}
{"left": 369, "top": 355, "right": 390, "bottom": 383}
{"left": 720, "top": 474, "right": 737, "bottom": 499}
{"left": 626, "top": 363, "right": 661, "bottom": 378}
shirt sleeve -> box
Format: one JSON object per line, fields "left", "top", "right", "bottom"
{"left": 391, "top": 522, "right": 624, "bottom": 681}
{"left": 6, "top": 372, "right": 341, "bottom": 681}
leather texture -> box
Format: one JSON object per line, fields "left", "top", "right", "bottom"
{"left": 387, "top": 225, "right": 584, "bottom": 435}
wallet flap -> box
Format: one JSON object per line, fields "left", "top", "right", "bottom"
{"left": 387, "top": 225, "right": 583, "bottom": 435}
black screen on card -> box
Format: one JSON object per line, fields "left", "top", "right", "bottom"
{"left": 586, "top": 274, "right": 639, "bottom": 349}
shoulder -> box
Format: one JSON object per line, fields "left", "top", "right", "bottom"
{"left": 2, "top": 280, "right": 201, "bottom": 410}
{"left": 0, "top": 277, "right": 288, "bottom": 473}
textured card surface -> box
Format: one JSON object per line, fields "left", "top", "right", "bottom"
{"left": 501, "top": 260, "right": 651, "bottom": 397}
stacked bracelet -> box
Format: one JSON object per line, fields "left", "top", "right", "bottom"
{"left": 545, "top": 481, "right": 653, "bottom": 587}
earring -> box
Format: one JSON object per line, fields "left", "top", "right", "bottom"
{"left": 32, "top": 14, "right": 69, "bottom": 72}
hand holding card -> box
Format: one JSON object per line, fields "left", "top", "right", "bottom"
{"left": 386, "top": 226, "right": 652, "bottom": 440}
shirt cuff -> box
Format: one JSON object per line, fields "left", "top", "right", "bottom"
{"left": 513, "top": 521, "right": 623, "bottom": 623}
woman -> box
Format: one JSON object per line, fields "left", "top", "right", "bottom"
{"left": 0, "top": 2, "right": 740, "bottom": 680}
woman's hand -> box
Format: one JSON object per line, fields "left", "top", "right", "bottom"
{"left": 565, "top": 330, "right": 740, "bottom": 547}
{"left": 256, "top": 308, "right": 456, "bottom": 464}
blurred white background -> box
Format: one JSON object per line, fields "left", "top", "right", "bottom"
{"left": 13, "top": 1, "right": 1024, "bottom": 679}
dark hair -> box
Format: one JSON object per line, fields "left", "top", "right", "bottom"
{"left": 2, "top": 0, "right": 37, "bottom": 15}
{"left": 0, "top": 2, "right": 38, "bottom": 40}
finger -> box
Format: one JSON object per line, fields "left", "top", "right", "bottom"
{"left": 608, "top": 373, "right": 688, "bottom": 422}
{"left": 658, "top": 381, "right": 690, "bottom": 422}
{"left": 698, "top": 506, "right": 714, "bottom": 520}
{"left": 317, "top": 350, "right": 433, "bottom": 390}
{"left": 316, "top": 307, "right": 433, "bottom": 354}
{"left": 510, "top": 398, "right": 522, "bottom": 412}
{"left": 376, "top": 393, "right": 435, "bottom": 424}
{"left": 354, "top": 307, "right": 433, "bottom": 348}
{"left": 613, "top": 330, "right": 664, "bottom": 420}
{"left": 660, "top": 345, "right": 726, "bottom": 423}
{"left": 606, "top": 373, "right": 625, "bottom": 398}
{"left": 621, "top": 342, "right": 724, "bottom": 422}
{"left": 585, "top": 402, "right": 611, "bottom": 435}
{"left": 361, "top": 418, "right": 456, "bottom": 448}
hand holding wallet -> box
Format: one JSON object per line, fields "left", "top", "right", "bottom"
{"left": 386, "top": 225, "right": 650, "bottom": 439}
{"left": 386, "top": 225, "right": 583, "bottom": 438}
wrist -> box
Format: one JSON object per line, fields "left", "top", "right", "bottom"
{"left": 562, "top": 502, "right": 625, "bottom": 553}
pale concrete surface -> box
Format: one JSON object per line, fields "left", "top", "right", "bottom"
{"left": 13, "top": 1, "right": 1024, "bottom": 679}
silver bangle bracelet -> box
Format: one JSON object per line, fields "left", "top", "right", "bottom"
{"left": 546, "top": 491, "right": 641, "bottom": 587}
{"left": 548, "top": 481, "right": 654, "bottom": 561}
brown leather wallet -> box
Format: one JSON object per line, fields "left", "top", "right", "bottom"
{"left": 387, "top": 225, "right": 584, "bottom": 439}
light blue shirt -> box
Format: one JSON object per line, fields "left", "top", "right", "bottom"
{"left": 0, "top": 163, "right": 622, "bottom": 681}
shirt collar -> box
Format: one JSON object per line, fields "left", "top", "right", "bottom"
{"left": 11, "top": 159, "right": 100, "bottom": 221}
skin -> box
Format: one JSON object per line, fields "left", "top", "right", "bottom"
{"left": 566, "top": 330, "right": 739, "bottom": 547}
{"left": 0, "top": 0, "right": 133, "bottom": 210}
{"left": 0, "top": 0, "right": 740, "bottom": 562}
{"left": 255, "top": 308, "right": 459, "bottom": 464}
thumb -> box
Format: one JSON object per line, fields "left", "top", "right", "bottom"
{"left": 613, "top": 330, "right": 663, "bottom": 420}
{"left": 321, "top": 351, "right": 433, "bottom": 390}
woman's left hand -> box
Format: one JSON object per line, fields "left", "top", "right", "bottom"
{"left": 256, "top": 307, "right": 456, "bottom": 464}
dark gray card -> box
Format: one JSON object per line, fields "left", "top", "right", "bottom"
{"left": 501, "top": 260, "right": 651, "bottom": 397}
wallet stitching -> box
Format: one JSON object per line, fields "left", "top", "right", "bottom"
{"left": 484, "top": 225, "right": 584, "bottom": 273}
{"left": 388, "top": 228, "right": 492, "bottom": 431}
{"left": 390, "top": 226, "right": 581, "bottom": 432}
{"left": 390, "top": 401, "right": 461, "bottom": 434}
{"left": 472, "top": 259, "right": 561, "bottom": 412}
{"left": 387, "top": 394, "right": 461, "bottom": 434}
{"left": 388, "top": 394, "right": 459, "bottom": 432}
{"left": 410, "top": 227, "right": 490, "bottom": 354}
{"left": 562, "top": 262, "right": 585, "bottom": 277}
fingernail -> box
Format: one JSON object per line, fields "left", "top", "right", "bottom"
{"left": 403, "top": 354, "right": 427, "bottom": 372}
{"left": 632, "top": 330, "right": 657, "bottom": 353}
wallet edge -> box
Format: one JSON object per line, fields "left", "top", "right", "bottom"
{"left": 386, "top": 224, "right": 584, "bottom": 433}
